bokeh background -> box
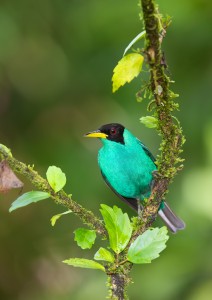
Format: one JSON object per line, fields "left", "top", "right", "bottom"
{"left": 0, "top": 0, "right": 212, "bottom": 299}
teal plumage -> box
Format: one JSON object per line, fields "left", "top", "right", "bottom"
{"left": 85, "top": 123, "right": 185, "bottom": 233}
{"left": 98, "top": 129, "right": 156, "bottom": 200}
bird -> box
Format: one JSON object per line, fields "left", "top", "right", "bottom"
{"left": 85, "top": 123, "right": 185, "bottom": 233}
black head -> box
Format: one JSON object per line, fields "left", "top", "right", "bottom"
{"left": 98, "top": 123, "right": 125, "bottom": 144}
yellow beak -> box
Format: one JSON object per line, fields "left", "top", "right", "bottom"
{"left": 84, "top": 130, "right": 108, "bottom": 139}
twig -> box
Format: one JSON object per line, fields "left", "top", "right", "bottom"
{"left": 0, "top": 144, "right": 107, "bottom": 237}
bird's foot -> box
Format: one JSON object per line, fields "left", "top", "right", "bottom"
{"left": 152, "top": 170, "right": 160, "bottom": 178}
{"left": 152, "top": 170, "right": 165, "bottom": 180}
{"left": 137, "top": 200, "right": 143, "bottom": 219}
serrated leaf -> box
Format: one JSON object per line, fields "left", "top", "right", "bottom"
{"left": 9, "top": 191, "right": 50, "bottom": 212}
{"left": 100, "top": 204, "right": 132, "bottom": 254}
{"left": 50, "top": 210, "right": 72, "bottom": 226}
{"left": 112, "top": 53, "right": 144, "bottom": 93}
{"left": 123, "top": 30, "right": 146, "bottom": 56}
{"left": 140, "top": 116, "right": 158, "bottom": 128}
{"left": 46, "top": 166, "right": 66, "bottom": 193}
{"left": 74, "top": 228, "right": 96, "bottom": 249}
{"left": 127, "top": 227, "right": 169, "bottom": 264}
{"left": 94, "top": 247, "right": 115, "bottom": 263}
{"left": 63, "top": 258, "right": 105, "bottom": 272}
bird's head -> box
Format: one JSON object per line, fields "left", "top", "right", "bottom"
{"left": 85, "top": 123, "right": 125, "bottom": 144}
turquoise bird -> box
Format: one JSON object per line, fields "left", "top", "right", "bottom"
{"left": 85, "top": 123, "right": 185, "bottom": 233}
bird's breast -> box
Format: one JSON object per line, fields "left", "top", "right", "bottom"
{"left": 98, "top": 145, "right": 155, "bottom": 199}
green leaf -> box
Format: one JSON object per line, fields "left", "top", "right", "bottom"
{"left": 46, "top": 166, "right": 66, "bottom": 192}
{"left": 123, "top": 30, "right": 146, "bottom": 56}
{"left": 63, "top": 258, "right": 105, "bottom": 272}
{"left": 100, "top": 204, "right": 132, "bottom": 254}
{"left": 140, "top": 116, "right": 158, "bottom": 128}
{"left": 112, "top": 53, "right": 144, "bottom": 93}
{"left": 50, "top": 210, "right": 72, "bottom": 226}
{"left": 94, "top": 247, "right": 115, "bottom": 263}
{"left": 74, "top": 228, "right": 96, "bottom": 249}
{"left": 127, "top": 227, "right": 169, "bottom": 264}
{"left": 9, "top": 191, "right": 50, "bottom": 212}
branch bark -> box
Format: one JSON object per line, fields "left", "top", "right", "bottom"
{"left": 109, "top": 274, "right": 126, "bottom": 300}
{"left": 130, "top": 0, "right": 185, "bottom": 238}
{"left": 0, "top": 144, "right": 107, "bottom": 237}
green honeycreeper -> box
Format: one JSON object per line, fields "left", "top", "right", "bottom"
{"left": 85, "top": 123, "right": 185, "bottom": 233}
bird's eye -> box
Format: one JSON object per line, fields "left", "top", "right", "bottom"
{"left": 110, "top": 127, "right": 117, "bottom": 135}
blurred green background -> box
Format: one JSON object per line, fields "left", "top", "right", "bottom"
{"left": 0, "top": 0, "right": 212, "bottom": 299}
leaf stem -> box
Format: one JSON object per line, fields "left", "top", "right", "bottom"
{"left": 118, "top": 259, "right": 129, "bottom": 266}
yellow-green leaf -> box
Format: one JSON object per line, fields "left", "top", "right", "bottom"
{"left": 140, "top": 116, "right": 158, "bottom": 128}
{"left": 50, "top": 210, "right": 72, "bottom": 226}
{"left": 63, "top": 258, "right": 105, "bottom": 272}
{"left": 123, "top": 30, "right": 146, "bottom": 56}
{"left": 112, "top": 53, "right": 144, "bottom": 93}
{"left": 46, "top": 166, "right": 66, "bottom": 193}
{"left": 100, "top": 204, "right": 132, "bottom": 254}
{"left": 94, "top": 247, "right": 115, "bottom": 263}
{"left": 74, "top": 228, "right": 96, "bottom": 249}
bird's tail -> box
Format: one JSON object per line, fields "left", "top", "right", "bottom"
{"left": 158, "top": 201, "right": 185, "bottom": 233}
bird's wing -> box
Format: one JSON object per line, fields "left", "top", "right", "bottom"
{"left": 100, "top": 170, "right": 138, "bottom": 211}
{"left": 136, "top": 139, "right": 157, "bottom": 191}
{"left": 137, "top": 138, "right": 156, "bottom": 165}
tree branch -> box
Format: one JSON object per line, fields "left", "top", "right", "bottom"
{"left": 109, "top": 274, "right": 125, "bottom": 300}
{"left": 0, "top": 144, "right": 107, "bottom": 237}
{"left": 107, "top": 262, "right": 132, "bottom": 300}
{"left": 127, "top": 0, "right": 184, "bottom": 240}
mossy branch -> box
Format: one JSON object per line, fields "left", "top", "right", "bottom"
{"left": 131, "top": 0, "right": 185, "bottom": 238}
{"left": 0, "top": 144, "right": 107, "bottom": 237}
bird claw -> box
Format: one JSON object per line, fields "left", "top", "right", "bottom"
{"left": 137, "top": 199, "right": 143, "bottom": 219}
{"left": 152, "top": 170, "right": 165, "bottom": 180}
